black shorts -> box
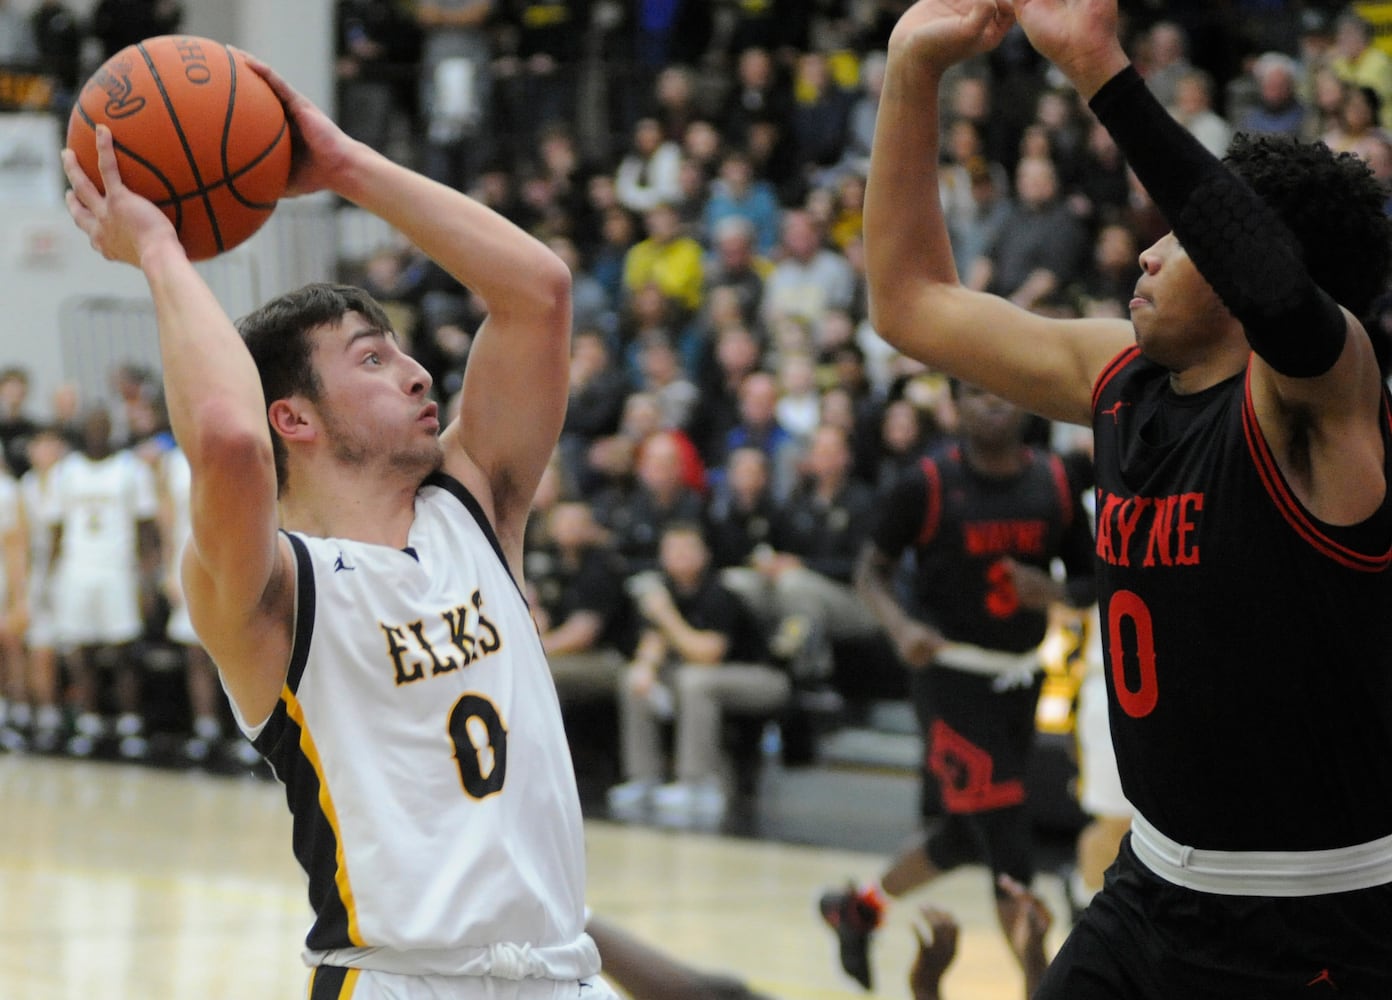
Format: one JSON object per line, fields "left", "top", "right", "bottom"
{"left": 1037, "top": 837, "right": 1392, "bottom": 1000}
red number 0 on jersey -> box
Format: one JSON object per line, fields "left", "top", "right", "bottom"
{"left": 1106, "top": 590, "right": 1159, "bottom": 718}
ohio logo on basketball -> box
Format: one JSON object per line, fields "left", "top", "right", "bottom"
{"left": 93, "top": 59, "right": 145, "bottom": 119}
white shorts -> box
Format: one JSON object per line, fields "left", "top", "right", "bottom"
{"left": 1076, "top": 669, "right": 1133, "bottom": 819}
{"left": 54, "top": 564, "right": 142, "bottom": 647}
{"left": 26, "top": 575, "right": 57, "bottom": 650}
{"left": 304, "top": 969, "right": 620, "bottom": 1000}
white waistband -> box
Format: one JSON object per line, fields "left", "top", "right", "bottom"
{"left": 934, "top": 643, "right": 1039, "bottom": 684}
{"left": 1130, "top": 812, "right": 1392, "bottom": 897}
{"left": 308, "top": 934, "right": 601, "bottom": 979}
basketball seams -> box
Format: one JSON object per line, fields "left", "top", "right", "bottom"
{"left": 218, "top": 47, "right": 289, "bottom": 211}
{"left": 137, "top": 39, "right": 226, "bottom": 254}
{"left": 73, "top": 101, "right": 186, "bottom": 233}
{"left": 153, "top": 119, "right": 289, "bottom": 210}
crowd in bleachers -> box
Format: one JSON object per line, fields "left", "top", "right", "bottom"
{"left": 4, "top": 0, "right": 1392, "bottom": 821}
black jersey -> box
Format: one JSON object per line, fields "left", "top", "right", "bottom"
{"left": 873, "top": 443, "right": 1094, "bottom": 654}
{"left": 1092, "top": 347, "right": 1392, "bottom": 851}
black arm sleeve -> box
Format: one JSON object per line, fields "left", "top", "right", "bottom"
{"left": 1089, "top": 66, "right": 1347, "bottom": 378}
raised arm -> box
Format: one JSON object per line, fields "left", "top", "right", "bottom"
{"left": 865, "top": 0, "right": 1131, "bottom": 426}
{"left": 62, "top": 128, "right": 291, "bottom": 725}
{"left": 247, "top": 54, "right": 571, "bottom": 574}
{"left": 1016, "top": 0, "right": 1392, "bottom": 524}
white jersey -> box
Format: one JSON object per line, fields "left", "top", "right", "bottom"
{"left": 51, "top": 449, "right": 157, "bottom": 572}
{"left": 160, "top": 448, "right": 197, "bottom": 645}
{"left": 242, "top": 473, "right": 596, "bottom": 981}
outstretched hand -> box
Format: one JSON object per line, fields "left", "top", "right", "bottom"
{"left": 997, "top": 875, "right": 1052, "bottom": 975}
{"left": 1013, "top": 0, "right": 1130, "bottom": 98}
{"left": 63, "top": 125, "right": 181, "bottom": 268}
{"left": 237, "top": 50, "right": 359, "bottom": 198}
{"left": 887, "top": 0, "right": 1017, "bottom": 69}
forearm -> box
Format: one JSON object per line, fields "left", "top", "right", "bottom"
{"left": 141, "top": 240, "right": 271, "bottom": 460}
{"left": 651, "top": 612, "right": 727, "bottom": 664}
{"left": 854, "top": 547, "right": 918, "bottom": 637}
{"left": 1089, "top": 67, "right": 1345, "bottom": 376}
{"left": 865, "top": 53, "right": 956, "bottom": 329}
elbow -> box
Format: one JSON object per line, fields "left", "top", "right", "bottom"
{"left": 527, "top": 251, "right": 574, "bottom": 328}
{"left": 182, "top": 403, "right": 273, "bottom": 473}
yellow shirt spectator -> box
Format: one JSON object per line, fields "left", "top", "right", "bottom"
{"left": 623, "top": 203, "right": 705, "bottom": 312}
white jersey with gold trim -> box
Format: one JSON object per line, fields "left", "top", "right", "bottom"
{"left": 243, "top": 472, "right": 596, "bottom": 982}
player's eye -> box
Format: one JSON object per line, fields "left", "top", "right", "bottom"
{"left": 364, "top": 352, "right": 382, "bottom": 366}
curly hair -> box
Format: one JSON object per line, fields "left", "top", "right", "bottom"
{"left": 237, "top": 283, "right": 394, "bottom": 496}
{"left": 1223, "top": 132, "right": 1392, "bottom": 319}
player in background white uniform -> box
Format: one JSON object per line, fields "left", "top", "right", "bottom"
{"left": 0, "top": 469, "right": 29, "bottom": 751}
{"left": 16, "top": 427, "right": 68, "bottom": 752}
{"left": 53, "top": 407, "right": 160, "bottom": 759}
{"left": 157, "top": 444, "right": 259, "bottom": 769}
{"left": 64, "top": 49, "right": 616, "bottom": 1000}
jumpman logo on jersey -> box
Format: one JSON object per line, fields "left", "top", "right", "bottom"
{"left": 1101, "top": 400, "right": 1131, "bottom": 424}
{"left": 1306, "top": 968, "right": 1338, "bottom": 990}
{"left": 333, "top": 552, "right": 356, "bottom": 573}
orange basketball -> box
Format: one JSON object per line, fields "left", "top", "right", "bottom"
{"left": 67, "top": 35, "right": 292, "bottom": 261}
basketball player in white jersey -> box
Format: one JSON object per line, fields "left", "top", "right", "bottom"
{"left": 17, "top": 426, "right": 68, "bottom": 752}
{"left": 157, "top": 444, "right": 259, "bottom": 769}
{"left": 53, "top": 407, "right": 160, "bottom": 759}
{"left": 63, "top": 52, "right": 615, "bottom": 1000}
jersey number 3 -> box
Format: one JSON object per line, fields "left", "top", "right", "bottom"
{"left": 448, "top": 693, "right": 509, "bottom": 798}
{"left": 1106, "top": 590, "right": 1159, "bottom": 718}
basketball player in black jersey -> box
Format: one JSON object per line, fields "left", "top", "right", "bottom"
{"left": 861, "top": 1, "right": 1392, "bottom": 998}
{"left": 819, "top": 381, "right": 1094, "bottom": 993}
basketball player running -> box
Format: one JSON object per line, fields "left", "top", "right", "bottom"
{"left": 62, "top": 56, "right": 615, "bottom": 1000}
{"left": 820, "top": 381, "right": 1095, "bottom": 994}
{"left": 864, "top": 1, "right": 1392, "bottom": 997}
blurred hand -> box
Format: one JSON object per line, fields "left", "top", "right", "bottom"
{"left": 892, "top": 619, "right": 944, "bottom": 669}
{"left": 997, "top": 875, "right": 1053, "bottom": 975}
{"left": 1000, "top": 557, "right": 1059, "bottom": 610}
{"left": 909, "top": 905, "right": 959, "bottom": 1000}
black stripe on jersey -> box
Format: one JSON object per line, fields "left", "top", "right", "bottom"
{"left": 309, "top": 964, "right": 355, "bottom": 999}
{"left": 1093, "top": 345, "right": 1141, "bottom": 413}
{"left": 251, "top": 534, "right": 320, "bottom": 761}
{"left": 422, "top": 471, "right": 526, "bottom": 602}
{"left": 282, "top": 532, "right": 319, "bottom": 692}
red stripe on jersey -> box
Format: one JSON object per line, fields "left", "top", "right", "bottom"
{"left": 917, "top": 456, "right": 943, "bottom": 547}
{"left": 1092, "top": 345, "right": 1142, "bottom": 413}
{"left": 1241, "top": 368, "right": 1392, "bottom": 572}
{"left": 1047, "top": 452, "right": 1074, "bottom": 527}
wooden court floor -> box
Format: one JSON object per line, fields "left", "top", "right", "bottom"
{"left": 0, "top": 755, "right": 1068, "bottom": 1000}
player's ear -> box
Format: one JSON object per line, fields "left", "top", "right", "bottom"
{"left": 268, "top": 398, "right": 315, "bottom": 444}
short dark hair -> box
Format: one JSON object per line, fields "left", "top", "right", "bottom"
{"left": 1224, "top": 133, "right": 1392, "bottom": 319}
{"left": 237, "top": 282, "right": 394, "bottom": 495}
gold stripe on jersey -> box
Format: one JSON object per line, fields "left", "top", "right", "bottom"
{"left": 307, "top": 965, "right": 360, "bottom": 999}
{"left": 285, "top": 685, "right": 364, "bottom": 948}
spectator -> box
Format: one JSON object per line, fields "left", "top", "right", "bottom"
{"left": 701, "top": 215, "right": 771, "bottom": 329}
{"left": 417, "top": 0, "right": 494, "bottom": 189}
{"left": 705, "top": 446, "right": 777, "bottom": 571}
{"left": 14, "top": 426, "right": 66, "bottom": 753}
{"left": 1168, "top": 69, "right": 1232, "bottom": 158}
{"left": 1331, "top": 9, "right": 1392, "bottom": 130}
{"left": 720, "top": 370, "right": 801, "bottom": 500}
{"left": 616, "top": 117, "right": 685, "bottom": 215}
{"left": 1323, "top": 82, "right": 1383, "bottom": 154}
{"left": 635, "top": 334, "right": 699, "bottom": 433}
{"left": 946, "top": 154, "right": 1011, "bottom": 280}
{"left": 0, "top": 368, "right": 38, "bottom": 478}
{"left": 530, "top": 500, "right": 631, "bottom": 704}
{"left": 335, "top": 0, "right": 422, "bottom": 157}
{"left": 703, "top": 149, "right": 782, "bottom": 257}
{"left": 1138, "top": 20, "right": 1192, "bottom": 108}
{"left": 493, "top": 0, "right": 588, "bottom": 162}
{"left": 590, "top": 204, "right": 641, "bottom": 315}
{"left": 90, "top": 0, "right": 181, "bottom": 59}
{"left": 561, "top": 329, "right": 631, "bottom": 493}
{"left": 773, "top": 351, "right": 822, "bottom": 443}
{"left": 838, "top": 50, "right": 887, "bottom": 177}
{"left": 762, "top": 209, "right": 857, "bottom": 331}
{"left": 723, "top": 423, "right": 881, "bottom": 684}
{"left": 873, "top": 397, "right": 930, "bottom": 490}
{"left": 549, "top": 234, "right": 618, "bottom": 342}
{"left": 1069, "top": 220, "right": 1141, "bottom": 319}
{"left": 790, "top": 51, "right": 855, "bottom": 183}
{"left": 30, "top": 0, "right": 80, "bottom": 115}
{"left": 968, "top": 155, "right": 1088, "bottom": 311}
{"left": 688, "top": 323, "right": 765, "bottom": 466}
{"left": 718, "top": 46, "right": 794, "bottom": 152}
{"left": 1239, "top": 51, "right": 1307, "bottom": 137}
{"left": 1063, "top": 117, "right": 1130, "bottom": 232}
{"left": 608, "top": 522, "right": 778, "bottom": 826}
{"left": 605, "top": 429, "right": 705, "bottom": 574}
